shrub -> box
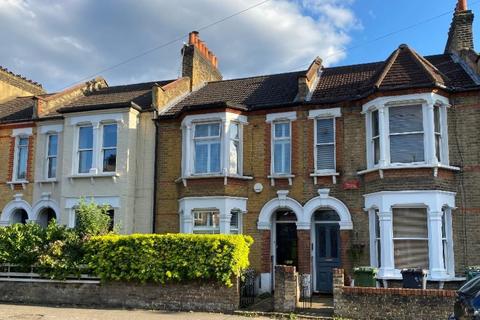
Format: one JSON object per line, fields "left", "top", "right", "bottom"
{"left": 74, "top": 199, "right": 112, "bottom": 238}
{"left": 0, "top": 223, "right": 44, "bottom": 269}
{"left": 86, "top": 234, "right": 253, "bottom": 286}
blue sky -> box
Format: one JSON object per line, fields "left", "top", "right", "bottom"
{"left": 0, "top": 0, "right": 477, "bottom": 92}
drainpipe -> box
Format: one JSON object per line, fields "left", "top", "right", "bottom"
{"left": 152, "top": 111, "right": 159, "bottom": 233}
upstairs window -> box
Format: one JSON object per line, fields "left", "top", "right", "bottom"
{"left": 46, "top": 134, "right": 58, "bottom": 178}
{"left": 102, "top": 124, "right": 117, "bottom": 172}
{"left": 78, "top": 126, "right": 93, "bottom": 174}
{"left": 229, "top": 123, "right": 241, "bottom": 175}
{"left": 15, "top": 137, "right": 29, "bottom": 181}
{"left": 315, "top": 118, "right": 335, "bottom": 171}
{"left": 363, "top": 94, "right": 450, "bottom": 170}
{"left": 389, "top": 105, "right": 424, "bottom": 163}
{"left": 194, "top": 123, "right": 221, "bottom": 174}
{"left": 273, "top": 122, "right": 291, "bottom": 175}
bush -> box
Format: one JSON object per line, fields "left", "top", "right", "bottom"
{"left": 0, "top": 223, "right": 44, "bottom": 269}
{"left": 74, "top": 199, "right": 112, "bottom": 238}
{"left": 86, "top": 234, "right": 253, "bottom": 286}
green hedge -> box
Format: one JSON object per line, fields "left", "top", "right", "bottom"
{"left": 86, "top": 234, "right": 253, "bottom": 286}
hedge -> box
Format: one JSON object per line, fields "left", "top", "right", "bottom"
{"left": 86, "top": 234, "right": 253, "bottom": 286}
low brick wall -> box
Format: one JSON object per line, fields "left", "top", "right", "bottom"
{"left": 333, "top": 269, "right": 456, "bottom": 320}
{"left": 0, "top": 279, "right": 239, "bottom": 313}
{"left": 274, "top": 265, "right": 299, "bottom": 312}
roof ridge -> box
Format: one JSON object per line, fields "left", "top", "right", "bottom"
{"left": 206, "top": 70, "right": 307, "bottom": 84}
{"left": 0, "top": 66, "right": 44, "bottom": 90}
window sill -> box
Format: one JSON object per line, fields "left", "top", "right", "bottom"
{"left": 68, "top": 173, "right": 119, "bottom": 184}
{"left": 357, "top": 164, "right": 460, "bottom": 178}
{"left": 6, "top": 181, "right": 29, "bottom": 190}
{"left": 310, "top": 172, "right": 339, "bottom": 184}
{"left": 35, "top": 179, "right": 58, "bottom": 184}
{"left": 267, "top": 174, "right": 295, "bottom": 186}
{"left": 176, "top": 174, "right": 253, "bottom": 187}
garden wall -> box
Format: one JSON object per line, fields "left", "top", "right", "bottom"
{"left": 0, "top": 279, "right": 239, "bottom": 313}
{"left": 333, "top": 269, "right": 456, "bottom": 320}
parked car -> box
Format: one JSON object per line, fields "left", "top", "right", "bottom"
{"left": 449, "top": 276, "right": 480, "bottom": 319}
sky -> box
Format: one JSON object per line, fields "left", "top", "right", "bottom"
{"left": 0, "top": 0, "right": 479, "bottom": 92}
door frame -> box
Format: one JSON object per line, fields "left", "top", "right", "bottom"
{"left": 311, "top": 219, "right": 341, "bottom": 293}
{"left": 271, "top": 219, "right": 298, "bottom": 289}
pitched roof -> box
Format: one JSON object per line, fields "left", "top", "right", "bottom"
{"left": 160, "top": 45, "right": 479, "bottom": 118}
{"left": 162, "top": 71, "right": 304, "bottom": 117}
{"left": 0, "top": 66, "right": 45, "bottom": 95}
{"left": 57, "top": 80, "right": 174, "bottom": 114}
{"left": 0, "top": 96, "right": 36, "bottom": 123}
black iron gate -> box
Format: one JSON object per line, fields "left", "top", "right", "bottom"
{"left": 299, "top": 273, "right": 312, "bottom": 309}
{"left": 239, "top": 269, "right": 256, "bottom": 308}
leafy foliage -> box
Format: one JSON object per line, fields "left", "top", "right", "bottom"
{"left": 86, "top": 234, "right": 253, "bottom": 286}
{"left": 74, "top": 199, "right": 112, "bottom": 238}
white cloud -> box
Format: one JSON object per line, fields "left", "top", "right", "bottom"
{"left": 0, "top": 0, "right": 360, "bottom": 91}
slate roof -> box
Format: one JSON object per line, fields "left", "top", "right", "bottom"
{"left": 0, "top": 96, "right": 35, "bottom": 123}
{"left": 160, "top": 45, "right": 479, "bottom": 118}
{"left": 57, "top": 80, "right": 174, "bottom": 114}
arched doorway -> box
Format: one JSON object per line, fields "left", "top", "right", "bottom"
{"left": 274, "top": 210, "right": 298, "bottom": 268}
{"left": 313, "top": 209, "right": 341, "bottom": 293}
{"left": 10, "top": 209, "right": 29, "bottom": 224}
{"left": 37, "top": 207, "right": 56, "bottom": 228}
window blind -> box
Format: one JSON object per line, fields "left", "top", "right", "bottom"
{"left": 316, "top": 118, "right": 335, "bottom": 170}
{"left": 389, "top": 105, "right": 424, "bottom": 163}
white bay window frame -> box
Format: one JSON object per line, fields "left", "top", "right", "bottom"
{"left": 179, "top": 196, "right": 247, "bottom": 234}
{"left": 365, "top": 190, "right": 456, "bottom": 281}
{"left": 362, "top": 93, "right": 453, "bottom": 174}
{"left": 181, "top": 112, "right": 248, "bottom": 186}
{"left": 9, "top": 128, "right": 33, "bottom": 186}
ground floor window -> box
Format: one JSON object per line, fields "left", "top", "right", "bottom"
{"left": 365, "top": 190, "right": 455, "bottom": 280}
{"left": 106, "top": 208, "right": 115, "bottom": 231}
{"left": 193, "top": 210, "right": 220, "bottom": 234}
{"left": 393, "top": 207, "right": 429, "bottom": 269}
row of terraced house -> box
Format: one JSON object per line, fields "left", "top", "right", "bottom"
{"left": 1, "top": 0, "right": 480, "bottom": 294}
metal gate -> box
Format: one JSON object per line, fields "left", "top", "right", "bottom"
{"left": 299, "top": 273, "right": 312, "bottom": 309}
{"left": 239, "top": 269, "right": 256, "bottom": 308}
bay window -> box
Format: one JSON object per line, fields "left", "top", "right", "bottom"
{"left": 363, "top": 93, "right": 451, "bottom": 170}
{"left": 181, "top": 112, "right": 247, "bottom": 181}
{"left": 365, "top": 190, "right": 456, "bottom": 280}
{"left": 47, "top": 134, "right": 58, "bottom": 178}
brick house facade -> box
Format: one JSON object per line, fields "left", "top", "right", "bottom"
{"left": 156, "top": 2, "right": 480, "bottom": 294}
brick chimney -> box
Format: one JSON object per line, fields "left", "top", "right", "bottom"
{"left": 445, "top": 0, "right": 475, "bottom": 54}
{"left": 182, "top": 31, "right": 222, "bottom": 91}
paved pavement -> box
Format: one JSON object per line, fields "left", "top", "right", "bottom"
{"left": 0, "top": 304, "right": 269, "bottom": 320}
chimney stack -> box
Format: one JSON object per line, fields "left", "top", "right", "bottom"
{"left": 182, "top": 31, "right": 222, "bottom": 91}
{"left": 445, "top": 0, "right": 474, "bottom": 54}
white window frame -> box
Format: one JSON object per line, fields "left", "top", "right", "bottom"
{"left": 46, "top": 133, "right": 58, "bottom": 179}
{"left": 271, "top": 121, "right": 292, "bottom": 175}
{"left": 181, "top": 112, "right": 248, "bottom": 181}
{"left": 229, "top": 121, "right": 243, "bottom": 176}
{"left": 363, "top": 93, "right": 451, "bottom": 171}
{"left": 314, "top": 117, "right": 336, "bottom": 173}
{"left": 100, "top": 122, "right": 118, "bottom": 173}
{"left": 76, "top": 124, "right": 94, "bottom": 174}
{"left": 365, "top": 190, "right": 456, "bottom": 281}
{"left": 193, "top": 121, "right": 222, "bottom": 175}
{"left": 13, "top": 136, "right": 29, "bottom": 182}
{"left": 192, "top": 209, "right": 220, "bottom": 234}
{"left": 71, "top": 117, "right": 121, "bottom": 176}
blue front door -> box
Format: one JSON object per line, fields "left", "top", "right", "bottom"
{"left": 315, "top": 223, "right": 341, "bottom": 293}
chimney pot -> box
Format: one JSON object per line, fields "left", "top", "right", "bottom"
{"left": 458, "top": 0, "right": 467, "bottom": 11}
